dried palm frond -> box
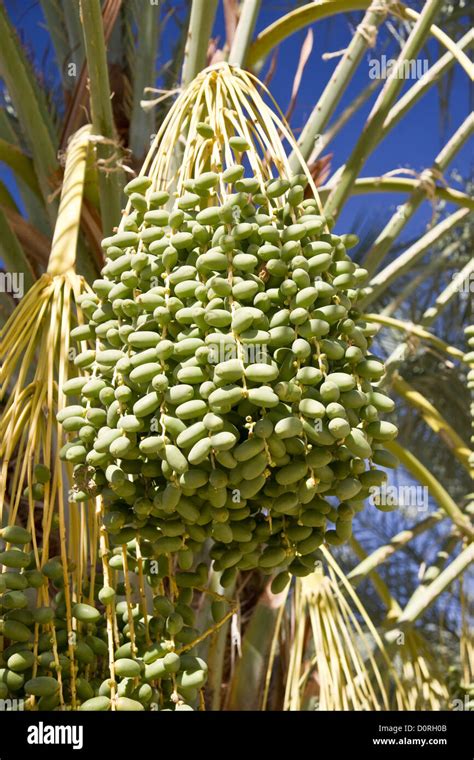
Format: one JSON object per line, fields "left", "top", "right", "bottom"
{"left": 0, "top": 125, "right": 95, "bottom": 709}
{"left": 283, "top": 550, "right": 404, "bottom": 711}
{"left": 283, "top": 549, "right": 449, "bottom": 710}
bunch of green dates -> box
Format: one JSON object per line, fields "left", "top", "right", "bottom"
{"left": 0, "top": 526, "right": 59, "bottom": 711}
{"left": 60, "top": 157, "right": 398, "bottom": 590}
{"left": 76, "top": 584, "right": 208, "bottom": 712}
{"left": 0, "top": 529, "right": 206, "bottom": 710}
{"left": 0, "top": 533, "right": 99, "bottom": 710}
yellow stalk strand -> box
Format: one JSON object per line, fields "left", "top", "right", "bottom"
{"left": 261, "top": 585, "right": 289, "bottom": 710}
{"left": 48, "top": 126, "right": 92, "bottom": 276}
{"left": 321, "top": 547, "right": 409, "bottom": 703}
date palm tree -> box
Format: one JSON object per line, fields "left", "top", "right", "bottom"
{"left": 0, "top": 0, "right": 472, "bottom": 710}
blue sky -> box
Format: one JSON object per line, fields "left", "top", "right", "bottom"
{"left": 249, "top": 2, "right": 472, "bottom": 238}
{"left": 2, "top": 0, "right": 471, "bottom": 242}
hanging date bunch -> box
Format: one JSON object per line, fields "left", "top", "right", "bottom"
{"left": 56, "top": 63, "right": 398, "bottom": 709}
